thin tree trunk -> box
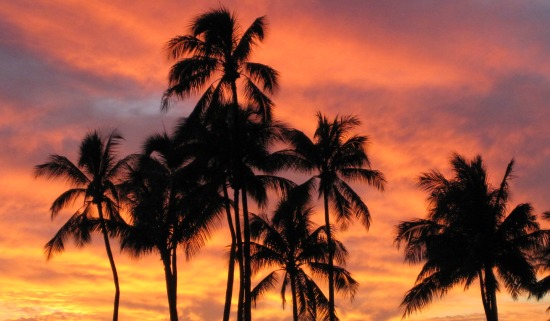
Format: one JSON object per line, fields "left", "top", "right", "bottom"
{"left": 290, "top": 274, "right": 299, "bottom": 321}
{"left": 162, "top": 250, "right": 178, "bottom": 321}
{"left": 323, "top": 192, "right": 336, "bottom": 321}
{"left": 241, "top": 184, "right": 252, "bottom": 321}
{"left": 486, "top": 267, "right": 498, "bottom": 321}
{"left": 233, "top": 188, "right": 245, "bottom": 321}
{"left": 96, "top": 204, "right": 120, "bottom": 321}
{"left": 478, "top": 269, "right": 498, "bottom": 321}
{"left": 229, "top": 78, "right": 248, "bottom": 321}
{"left": 223, "top": 185, "right": 237, "bottom": 321}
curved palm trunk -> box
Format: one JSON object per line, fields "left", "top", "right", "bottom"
{"left": 223, "top": 185, "right": 237, "bottom": 321}
{"left": 479, "top": 268, "right": 498, "bottom": 321}
{"left": 290, "top": 273, "right": 299, "bottom": 321}
{"left": 323, "top": 192, "right": 336, "bottom": 321}
{"left": 241, "top": 184, "right": 252, "bottom": 321}
{"left": 96, "top": 204, "right": 120, "bottom": 321}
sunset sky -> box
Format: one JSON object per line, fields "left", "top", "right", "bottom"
{"left": 2, "top": 1, "right": 550, "bottom": 320}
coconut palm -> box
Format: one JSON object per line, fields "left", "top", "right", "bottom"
{"left": 395, "top": 154, "right": 545, "bottom": 321}
{"left": 283, "top": 112, "right": 385, "bottom": 321}
{"left": 34, "top": 130, "right": 127, "bottom": 321}
{"left": 118, "top": 131, "right": 224, "bottom": 321}
{"left": 174, "top": 103, "right": 293, "bottom": 321}
{"left": 162, "top": 7, "right": 279, "bottom": 321}
{"left": 250, "top": 184, "right": 357, "bottom": 321}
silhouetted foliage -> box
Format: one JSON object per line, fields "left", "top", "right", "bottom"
{"left": 35, "top": 130, "right": 128, "bottom": 321}
{"left": 281, "top": 112, "right": 385, "bottom": 321}
{"left": 396, "top": 154, "right": 545, "bottom": 321}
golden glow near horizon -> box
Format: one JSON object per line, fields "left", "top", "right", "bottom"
{"left": 1, "top": 1, "right": 550, "bottom": 320}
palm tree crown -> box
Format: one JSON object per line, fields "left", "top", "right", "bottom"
{"left": 161, "top": 6, "right": 278, "bottom": 121}
{"left": 395, "top": 154, "right": 544, "bottom": 321}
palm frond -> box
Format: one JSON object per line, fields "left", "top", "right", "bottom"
{"left": 251, "top": 270, "right": 279, "bottom": 307}
{"left": 49, "top": 188, "right": 86, "bottom": 218}
{"left": 34, "top": 155, "right": 89, "bottom": 185}
{"left": 243, "top": 62, "right": 279, "bottom": 94}
{"left": 234, "top": 16, "right": 266, "bottom": 63}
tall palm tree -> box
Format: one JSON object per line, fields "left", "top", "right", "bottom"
{"left": 119, "top": 131, "right": 224, "bottom": 321}
{"left": 175, "top": 103, "right": 293, "bottom": 321}
{"left": 284, "top": 112, "right": 385, "bottom": 321}
{"left": 250, "top": 184, "right": 357, "bottom": 321}
{"left": 162, "top": 7, "right": 279, "bottom": 321}
{"left": 34, "top": 130, "right": 127, "bottom": 321}
{"left": 395, "top": 154, "right": 545, "bottom": 321}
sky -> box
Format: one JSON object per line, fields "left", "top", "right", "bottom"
{"left": 1, "top": 0, "right": 550, "bottom": 320}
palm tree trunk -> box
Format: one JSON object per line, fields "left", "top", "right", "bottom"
{"left": 162, "top": 250, "right": 178, "bottom": 321}
{"left": 241, "top": 184, "right": 252, "bottom": 321}
{"left": 223, "top": 185, "right": 237, "bottom": 321}
{"left": 96, "top": 204, "right": 120, "bottom": 321}
{"left": 323, "top": 192, "right": 336, "bottom": 321}
{"left": 233, "top": 188, "right": 245, "bottom": 321}
{"left": 290, "top": 274, "right": 299, "bottom": 321}
{"left": 229, "top": 77, "right": 249, "bottom": 321}
{"left": 478, "top": 269, "right": 498, "bottom": 321}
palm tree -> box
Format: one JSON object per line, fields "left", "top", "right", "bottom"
{"left": 162, "top": 7, "right": 279, "bottom": 321}
{"left": 34, "top": 130, "right": 127, "bottom": 321}
{"left": 250, "top": 184, "right": 358, "bottom": 321}
{"left": 395, "top": 154, "right": 545, "bottom": 321}
{"left": 119, "top": 131, "right": 224, "bottom": 321}
{"left": 284, "top": 112, "right": 385, "bottom": 321}
{"left": 174, "top": 103, "right": 293, "bottom": 321}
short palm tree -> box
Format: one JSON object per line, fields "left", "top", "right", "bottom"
{"left": 284, "top": 112, "right": 385, "bottom": 321}
{"left": 395, "top": 154, "right": 544, "bottom": 321}
{"left": 250, "top": 184, "right": 357, "bottom": 321}
{"left": 34, "top": 130, "right": 127, "bottom": 321}
{"left": 119, "top": 131, "right": 224, "bottom": 321}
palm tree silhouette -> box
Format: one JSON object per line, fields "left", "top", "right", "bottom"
{"left": 250, "top": 183, "right": 357, "bottom": 321}
{"left": 162, "top": 7, "right": 279, "bottom": 321}
{"left": 119, "top": 131, "right": 224, "bottom": 321}
{"left": 284, "top": 112, "right": 385, "bottom": 321}
{"left": 174, "top": 103, "right": 293, "bottom": 321}
{"left": 395, "top": 154, "right": 544, "bottom": 321}
{"left": 35, "top": 130, "right": 127, "bottom": 321}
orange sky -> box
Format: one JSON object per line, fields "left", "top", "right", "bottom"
{"left": 1, "top": 1, "right": 550, "bottom": 320}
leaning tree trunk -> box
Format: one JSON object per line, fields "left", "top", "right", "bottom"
{"left": 223, "top": 185, "right": 237, "bottom": 321}
{"left": 96, "top": 203, "right": 120, "bottom": 321}
{"left": 323, "top": 191, "right": 336, "bottom": 321}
